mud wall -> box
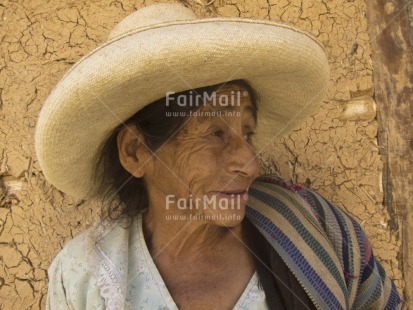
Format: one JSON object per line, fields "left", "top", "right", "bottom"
{"left": 0, "top": 0, "right": 404, "bottom": 308}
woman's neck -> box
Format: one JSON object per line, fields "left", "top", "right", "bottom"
{"left": 142, "top": 205, "right": 244, "bottom": 261}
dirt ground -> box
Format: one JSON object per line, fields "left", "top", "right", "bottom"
{"left": 0, "top": 0, "right": 404, "bottom": 308}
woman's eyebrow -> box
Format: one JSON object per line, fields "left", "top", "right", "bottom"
{"left": 244, "top": 105, "right": 256, "bottom": 115}
{"left": 215, "top": 104, "right": 257, "bottom": 122}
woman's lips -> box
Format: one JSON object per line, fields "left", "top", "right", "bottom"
{"left": 213, "top": 190, "right": 249, "bottom": 200}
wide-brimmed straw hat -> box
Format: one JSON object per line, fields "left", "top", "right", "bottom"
{"left": 35, "top": 2, "right": 329, "bottom": 199}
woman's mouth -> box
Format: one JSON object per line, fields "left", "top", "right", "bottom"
{"left": 214, "top": 190, "right": 249, "bottom": 200}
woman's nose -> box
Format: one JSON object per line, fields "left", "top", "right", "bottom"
{"left": 224, "top": 134, "right": 259, "bottom": 178}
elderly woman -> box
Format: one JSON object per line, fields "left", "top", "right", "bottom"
{"left": 36, "top": 3, "right": 400, "bottom": 310}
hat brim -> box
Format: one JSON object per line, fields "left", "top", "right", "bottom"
{"left": 35, "top": 18, "right": 329, "bottom": 198}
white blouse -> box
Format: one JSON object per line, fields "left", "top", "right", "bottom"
{"left": 47, "top": 213, "right": 268, "bottom": 309}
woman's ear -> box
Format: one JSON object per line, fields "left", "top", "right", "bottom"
{"left": 117, "top": 125, "right": 148, "bottom": 178}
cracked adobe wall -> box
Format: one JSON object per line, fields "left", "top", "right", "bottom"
{"left": 0, "top": 0, "right": 403, "bottom": 308}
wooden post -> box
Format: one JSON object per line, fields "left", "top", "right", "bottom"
{"left": 364, "top": 0, "right": 413, "bottom": 305}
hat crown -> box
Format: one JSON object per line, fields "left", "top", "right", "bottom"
{"left": 108, "top": 3, "right": 197, "bottom": 40}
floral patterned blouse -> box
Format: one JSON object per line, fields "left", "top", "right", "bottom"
{"left": 47, "top": 213, "right": 268, "bottom": 309}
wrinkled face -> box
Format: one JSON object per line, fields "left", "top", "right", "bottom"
{"left": 143, "top": 85, "right": 260, "bottom": 227}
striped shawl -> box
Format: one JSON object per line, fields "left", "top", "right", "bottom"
{"left": 247, "top": 176, "right": 401, "bottom": 309}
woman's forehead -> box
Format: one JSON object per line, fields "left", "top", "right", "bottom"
{"left": 192, "top": 101, "right": 256, "bottom": 127}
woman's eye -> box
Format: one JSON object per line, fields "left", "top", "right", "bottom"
{"left": 212, "top": 130, "right": 224, "bottom": 138}
{"left": 244, "top": 131, "right": 256, "bottom": 141}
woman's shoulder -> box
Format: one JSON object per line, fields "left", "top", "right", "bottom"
{"left": 47, "top": 214, "right": 142, "bottom": 309}
{"left": 249, "top": 175, "right": 402, "bottom": 309}
{"left": 50, "top": 214, "right": 141, "bottom": 269}
{"left": 250, "top": 175, "right": 348, "bottom": 228}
